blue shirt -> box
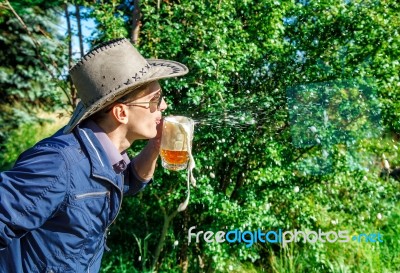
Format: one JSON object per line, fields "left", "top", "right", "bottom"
{"left": 82, "top": 120, "right": 152, "bottom": 183}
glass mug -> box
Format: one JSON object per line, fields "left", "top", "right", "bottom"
{"left": 160, "top": 116, "right": 194, "bottom": 171}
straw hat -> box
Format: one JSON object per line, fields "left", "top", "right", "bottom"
{"left": 63, "top": 38, "right": 188, "bottom": 133}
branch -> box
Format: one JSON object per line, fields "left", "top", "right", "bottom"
{"left": 151, "top": 203, "right": 179, "bottom": 271}
{"left": 5, "top": 0, "right": 73, "bottom": 107}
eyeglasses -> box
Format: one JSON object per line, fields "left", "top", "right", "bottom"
{"left": 124, "top": 91, "right": 163, "bottom": 112}
{"left": 105, "top": 91, "right": 163, "bottom": 113}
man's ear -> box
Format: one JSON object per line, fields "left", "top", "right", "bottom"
{"left": 112, "top": 104, "right": 129, "bottom": 124}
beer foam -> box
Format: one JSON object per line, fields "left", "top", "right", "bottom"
{"left": 164, "top": 116, "right": 196, "bottom": 212}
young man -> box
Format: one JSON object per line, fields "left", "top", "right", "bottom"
{"left": 0, "top": 38, "right": 188, "bottom": 272}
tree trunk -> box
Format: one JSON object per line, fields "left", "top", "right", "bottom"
{"left": 151, "top": 208, "right": 178, "bottom": 271}
{"left": 179, "top": 210, "right": 189, "bottom": 273}
{"left": 64, "top": 3, "right": 77, "bottom": 107}
{"left": 75, "top": 3, "right": 84, "bottom": 57}
{"left": 230, "top": 169, "right": 246, "bottom": 200}
{"left": 131, "top": 0, "right": 141, "bottom": 45}
{"left": 219, "top": 161, "right": 235, "bottom": 194}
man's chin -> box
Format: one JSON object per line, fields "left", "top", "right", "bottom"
{"left": 142, "top": 131, "right": 158, "bottom": 140}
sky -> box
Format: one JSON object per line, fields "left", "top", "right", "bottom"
{"left": 58, "top": 5, "right": 96, "bottom": 59}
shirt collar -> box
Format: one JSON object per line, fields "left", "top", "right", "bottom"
{"left": 81, "top": 120, "right": 130, "bottom": 173}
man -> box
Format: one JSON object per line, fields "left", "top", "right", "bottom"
{"left": 0, "top": 38, "right": 188, "bottom": 272}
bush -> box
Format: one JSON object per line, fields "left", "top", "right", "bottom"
{"left": 0, "top": 112, "right": 66, "bottom": 171}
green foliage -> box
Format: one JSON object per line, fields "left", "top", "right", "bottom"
{"left": 86, "top": 0, "right": 128, "bottom": 42}
{"left": 89, "top": 0, "right": 400, "bottom": 272}
{"left": 0, "top": 0, "right": 69, "bottom": 148}
{"left": 0, "top": 1, "right": 66, "bottom": 107}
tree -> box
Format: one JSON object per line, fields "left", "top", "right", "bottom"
{"left": 0, "top": 0, "right": 68, "bottom": 165}
{"left": 97, "top": 0, "right": 400, "bottom": 271}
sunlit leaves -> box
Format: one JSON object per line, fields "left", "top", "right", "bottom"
{"left": 81, "top": 0, "right": 400, "bottom": 271}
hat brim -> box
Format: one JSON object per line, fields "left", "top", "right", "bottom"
{"left": 63, "top": 59, "right": 188, "bottom": 134}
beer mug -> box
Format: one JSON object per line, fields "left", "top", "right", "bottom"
{"left": 160, "top": 116, "right": 194, "bottom": 171}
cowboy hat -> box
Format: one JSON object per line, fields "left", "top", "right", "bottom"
{"left": 63, "top": 38, "right": 188, "bottom": 133}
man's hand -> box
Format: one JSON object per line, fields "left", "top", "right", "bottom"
{"left": 132, "top": 119, "right": 163, "bottom": 181}
{"left": 148, "top": 118, "right": 163, "bottom": 154}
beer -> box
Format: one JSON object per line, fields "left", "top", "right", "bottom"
{"left": 160, "top": 115, "right": 196, "bottom": 211}
{"left": 160, "top": 149, "right": 189, "bottom": 165}
{"left": 160, "top": 116, "right": 194, "bottom": 171}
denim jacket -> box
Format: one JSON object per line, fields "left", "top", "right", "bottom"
{"left": 0, "top": 126, "right": 148, "bottom": 273}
